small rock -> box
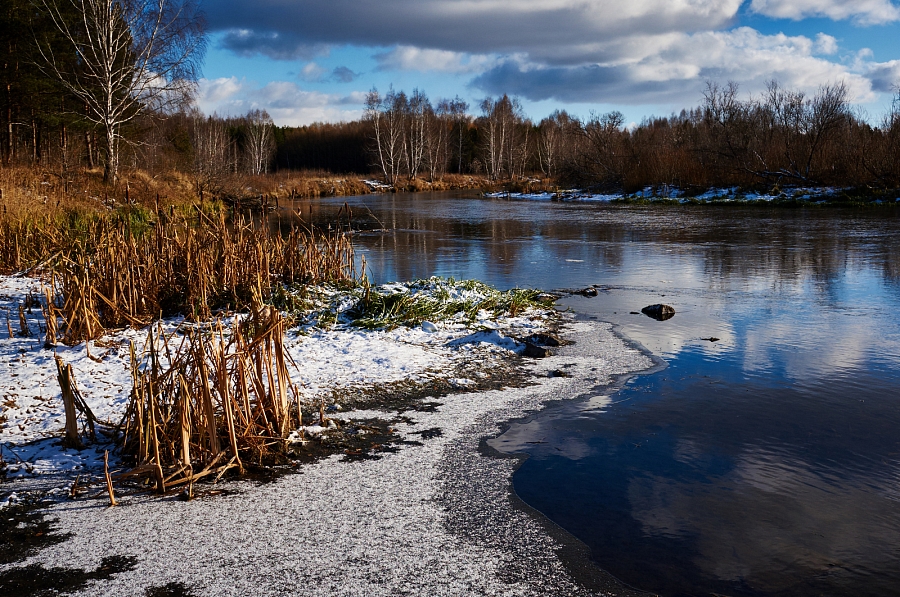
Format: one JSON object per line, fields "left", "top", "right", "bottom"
{"left": 421, "top": 321, "right": 438, "bottom": 333}
{"left": 523, "top": 342, "right": 552, "bottom": 358}
{"left": 581, "top": 287, "right": 599, "bottom": 297}
{"left": 702, "top": 337, "right": 720, "bottom": 342}
{"left": 641, "top": 304, "right": 675, "bottom": 321}
{"left": 548, "top": 369, "right": 570, "bottom": 378}
{"left": 535, "top": 293, "right": 557, "bottom": 303}
{"left": 519, "top": 332, "right": 565, "bottom": 347}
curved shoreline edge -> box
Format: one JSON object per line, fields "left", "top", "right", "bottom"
{"left": 472, "top": 316, "right": 667, "bottom": 596}
{"left": 1, "top": 318, "right": 656, "bottom": 596}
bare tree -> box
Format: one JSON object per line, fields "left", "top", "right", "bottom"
{"left": 762, "top": 80, "right": 850, "bottom": 183}
{"left": 244, "top": 108, "right": 274, "bottom": 175}
{"left": 480, "top": 95, "right": 523, "bottom": 180}
{"left": 450, "top": 98, "right": 469, "bottom": 174}
{"left": 425, "top": 99, "right": 453, "bottom": 182}
{"left": 189, "top": 109, "right": 230, "bottom": 196}
{"left": 564, "top": 110, "right": 625, "bottom": 188}
{"left": 35, "top": 0, "right": 206, "bottom": 182}
{"left": 365, "top": 86, "right": 405, "bottom": 185}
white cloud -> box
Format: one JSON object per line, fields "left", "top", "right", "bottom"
{"left": 866, "top": 59, "right": 900, "bottom": 92}
{"left": 196, "top": 79, "right": 366, "bottom": 126}
{"left": 749, "top": 0, "right": 900, "bottom": 25}
{"left": 197, "top": 76, "right": 246, "bottom": 105}
{"left": 374, "top": 46, "right": 499, "bottom": 74}
{"left": 299, "top": 62, "right": 328, "bottom": 82}
{"left": 815, "top": 33, "right": 839, "bottom": 55}
{"left": 473, "top": 27, "right": 875, "bottom": 105}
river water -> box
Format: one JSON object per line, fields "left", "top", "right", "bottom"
{"left": 288, "top": 192, "right": 900, "bottom": 597}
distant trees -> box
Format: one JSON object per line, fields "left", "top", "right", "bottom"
{"left": 699, "top": 80, "right": 852, "bottom": 185}
{"left": 188, "top": 110, "right": 230, "bottom": 196}
{"left": 479, "top": 95, "right": 528, "bottom": 180}
{"left": 365, "top": 87, "right": 405, "bottom": 185}
{"left": 4, "top": 28, "right": 900, "bottom": 201}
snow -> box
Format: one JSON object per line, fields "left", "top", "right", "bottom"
{"left": 485, "top": 186, "right": 849, "bottom": 204}
{"left": 0, "top": 271, "right": 656, "bottom": 594}
{"left": 485, "top": 190, "right": 619, "bottom": 202}
{"left": 362, "top": 179, "right": 393, "bottom": 191}
{"left": 1, "top": 319, "right": 653, "bottom": 596}
{"left": 0, "top": 275, "right": 550, "bottom": 480}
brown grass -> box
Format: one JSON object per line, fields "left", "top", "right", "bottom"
{"left": 48, "top": 210, "right": 358, "bottom": 344}
{"left": 118, "top": 308, "right": 303, "bottom": 492}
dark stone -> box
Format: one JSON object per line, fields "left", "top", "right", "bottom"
{"left": 641, "top": 304, "right": 675, "bottom": 321}
{"left": 581, "top": 287, "right": 599, "bottom": 297}
{"left": 702, "top": 337, "right": 720, "bottom": 342}
{"left": 523, "top": 342, "right": 552, "bottom": 358}
{"left": 146, "top": 582, "right": 197, "bottom": 597}
{"left": 519, "top": 333, "right": 566, "bottom": 347}
{"left": 548, "top": 369, "right": 570, "bottom": 378}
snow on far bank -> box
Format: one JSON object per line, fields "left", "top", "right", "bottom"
{"left": 0, "top": 275, "right": 552, "bottom": 480}
{"left": 484, "top": 190, "right": 619, "bottom": 202}
{"left": 484, "top": 185, "right": 900, "bottom": 204}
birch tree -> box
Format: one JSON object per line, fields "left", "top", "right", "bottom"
{"left": 365, "top": 86, "right": 405, "bottom": 185}
{"left": 35, "top": 0, "right": 206, "bottom": 182}
{"left": 404, "top": 88, "right": 427, "bottom": 180}
{"left": 189, "top": 109, "right": 230, "bottom": 195}
{"left": 244, "top": 108, "right": 274, "bottom": 175}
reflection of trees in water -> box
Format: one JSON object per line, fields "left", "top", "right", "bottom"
{"left": 688, "top": 211, "right": 900, "bottom": 288}
{"left": 273, "top": 196, "right": 900, "bottom": 290}
{"left": 881, "top": 243, "right": 900, "bottom": 285}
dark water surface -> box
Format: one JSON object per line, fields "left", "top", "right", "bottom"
{"left": 289, "top": 193, "right": 900, "bottom": 596}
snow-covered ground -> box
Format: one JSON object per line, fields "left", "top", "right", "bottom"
{"left": 486, "top": 185, "right": 900, "bottom": 204}
{"left": 2, "top": 316, "right": 652, "bottom": 596}
{"left": 0, "top": 275, "right": 553, "bottom": 481}
{"left": 0, "top": 270, "right": 655, "bottom": 595}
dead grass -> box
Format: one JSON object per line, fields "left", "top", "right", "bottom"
{"left": 118, "top": 309, "right": 302, "bottom": 492}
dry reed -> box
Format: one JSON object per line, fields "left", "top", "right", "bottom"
{"left": 0, "top": 207, "right": 358, "bottom": 344}
{"left": 118, "top": 308, "right": 302, "bottom": 491}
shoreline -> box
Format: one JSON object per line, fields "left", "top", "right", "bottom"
{"left": 1, "top": 287, "right": 655, "bottom": 595}
{"left": 479, "top": 314, "right": 668, "bottom": 597}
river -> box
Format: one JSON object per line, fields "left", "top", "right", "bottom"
{"left": 287, "top": 192, "right": 900, "bottom": 597}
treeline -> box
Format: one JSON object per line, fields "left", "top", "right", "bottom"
{"left": 349, "top": 81, "right": 900, "bottom": 191}
{"left": 4, "top": 0, "right": 900, "bottom": 193}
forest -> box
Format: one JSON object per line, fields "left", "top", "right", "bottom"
{"left": 4, "top": 0, "right": 900, "bottom": 197}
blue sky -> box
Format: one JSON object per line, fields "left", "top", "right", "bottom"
{"left": 195, "top": 0, "right": 900, "bottom": 126}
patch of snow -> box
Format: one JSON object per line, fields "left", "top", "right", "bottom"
{"left": 2, "top": 320, "right": 653, "bottom": 595}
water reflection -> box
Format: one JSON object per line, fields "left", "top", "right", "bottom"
{"left": 278, "top": 193, "right": 900, "bottom": 596}
{"left": 284, "top": 194, "right": 900, "bottom": 293}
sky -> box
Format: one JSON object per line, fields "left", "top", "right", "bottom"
{"left": 194, "top": 0, "right": 900, "bottom": 127}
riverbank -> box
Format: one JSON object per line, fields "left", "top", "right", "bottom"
{"left": 0, "top": 269, "right": 654, "bottom": 596}
{"left": 484, "top": 185, "right": 900, "bottom": 206}
{"left": 0, "top": 317, "right": 652, "bottom": 596}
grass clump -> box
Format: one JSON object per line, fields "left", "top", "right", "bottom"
{"left": 278, "top": 277, "right": 553, "bottom": 331}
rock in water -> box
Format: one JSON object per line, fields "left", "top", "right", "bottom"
{"left": 641, "top": 304, "right": 675, "bottom": 321}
